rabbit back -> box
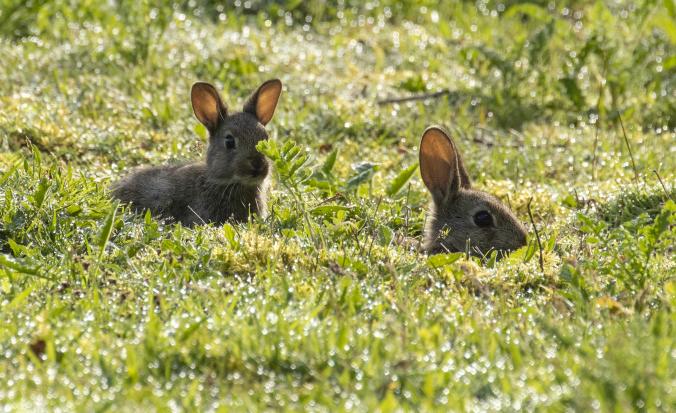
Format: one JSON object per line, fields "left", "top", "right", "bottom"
{"left": 112, "top": 165, "right": 185, "bottom": 216}
{"left": 112, "top": 163, "right": 266, "bottom": 225}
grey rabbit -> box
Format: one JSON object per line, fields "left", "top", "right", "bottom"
{"left": 112, "top": 79, "right": 282, "bottom": 225}
{"left": 419, "top": 126, "right": 528, "bottom": 256}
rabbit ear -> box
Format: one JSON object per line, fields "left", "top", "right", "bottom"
{"left": 191, "top": 82, "right": 227, "bottom": 132}
{"left": 455, "top": 144, "right": 472, "bottom": 189}
{"left": 243, "top": 79, "right": 282, "bottom": 125}
{"left": 420, "top": 126, "right": 469, "bottom": 202}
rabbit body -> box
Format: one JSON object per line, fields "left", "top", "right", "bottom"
{"left": 419, "top": 126, "right": 528, "bottom": 256}
{"left": 112, "top": 162, "right": 266, "bottom": 226}
{"left": 112, "top": 79, "right": 281, "bottom": 225}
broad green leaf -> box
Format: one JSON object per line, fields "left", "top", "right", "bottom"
{"left": 97, "top": 202, "right": 119, "bottom": 254}
{"left": 31, "top": 178, "right": 50, "bottom": 208}
{"left": 66, "top": 204, "right": 82, "bottom": 215}
{"left": 378, "top": 224, "right": 394, "bottom": 245}
{"left": 386, "top": 163, "right": 418, "bottom": 196}
{"left": 0, "top": 254, "right": 47, "bottom": 279}
{"left": 427, "top": 252, "right": 463, "bottom": 268}
{"left": 321, "top": 148, "right": 338, "bottom": 175}
{"left": 523, "top": 240, "right": 537, "bottom": 262}
{"left": 346, "top": 162, "right": 377, "bottom": 189}
{"left": 485, "top": 250, "right": 498, "bottom": 268}
{"left": 223, "top": 223, "right": 239, "bottom": 249}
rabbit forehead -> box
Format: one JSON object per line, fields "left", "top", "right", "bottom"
{"left": 216, "top": 112, "right": 269, "bottom": 144}
{"left": 440, "top": 189, "right": 520, "bottom": 223}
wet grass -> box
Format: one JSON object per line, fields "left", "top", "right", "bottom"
{"left": 0, "top": 1, "right": 674, "bottom": 411}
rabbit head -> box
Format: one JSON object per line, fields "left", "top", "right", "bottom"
{"left": 191, "top": 79, "right": 282, "bottom": 186}
{"left": 419, "top": 126, "right": 528, "bottom": 256}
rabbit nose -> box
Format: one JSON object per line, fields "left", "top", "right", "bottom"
{"left": 249, "top": 156, "right": 267, "bottom": 175}
{"left": 518, "top": 226, "right": 528, "bottom": 247}
{"left": 519, "top": 232, "right": 528, "bottom": 247}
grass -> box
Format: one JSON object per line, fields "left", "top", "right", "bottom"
{"left": 0, "top": 0, "right": 674, "bottom": 411}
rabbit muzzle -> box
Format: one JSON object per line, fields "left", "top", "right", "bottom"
{"left": 227, "top": 155, "right": 269, "bottom": 186}
{"left": 248, "top": 155, "right": 269, "bottom": 178}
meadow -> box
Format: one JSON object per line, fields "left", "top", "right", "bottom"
{"left": 0, "top": 0, "right": 674, "bottom": 411}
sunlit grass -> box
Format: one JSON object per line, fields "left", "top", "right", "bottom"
{"left": 0, "top": 1, "right": 674, "bottom": 411}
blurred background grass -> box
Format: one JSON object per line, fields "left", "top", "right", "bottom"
{"left": 0, "top": 0, "right": 674, "bottom": 411}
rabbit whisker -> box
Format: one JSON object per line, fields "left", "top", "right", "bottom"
{"left": 187, "top": 205, "right": 207, "bottom": 225}
{"left": 219, "top": 184, "right": 233, "bottom": 205}
{"left": 225, "top": 184, "right": 239, "bottom": 208}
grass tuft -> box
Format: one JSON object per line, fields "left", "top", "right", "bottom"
{"left": 0, "top": 1, "right": 674, "bottom": 410}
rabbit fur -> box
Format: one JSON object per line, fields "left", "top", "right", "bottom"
{"left": 111, "top": 79, "right": 282, "bottom": 226}
{"left": 419, "top": 126, "right": 528, "bottom": 256}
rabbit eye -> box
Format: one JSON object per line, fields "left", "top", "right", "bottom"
{"left": 224, "top": 134, "right": 235, "bottom": 149}
{"left": 473, "top": 210, "right": 493, "bottom": 228}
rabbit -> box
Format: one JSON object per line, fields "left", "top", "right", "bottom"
{"left": 418, "top": 126, "right": 528, "bottom": 256}
{"left": 111, "top": 79, "right": 282, "bottom": 226}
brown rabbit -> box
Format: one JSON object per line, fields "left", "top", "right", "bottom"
{"left": 419, "top": 126, "right": 528, "bottom": 256}
{"left": 112, "top": 79, "right": 282, "bottom": 225}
